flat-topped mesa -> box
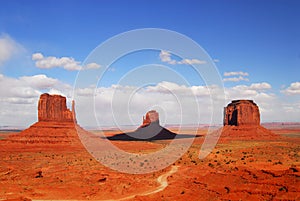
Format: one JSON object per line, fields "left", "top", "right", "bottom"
{"left": 220, "top": 100, "right": 279, "bottom": 140}
{"left": 38, "top": 93, "right": 76, "bottom": 123}
{"left": 140, "top": 110, "right": 159, "bottom": 128}
{"left": 224, "top": 100, "right": 260, "bottom": 126}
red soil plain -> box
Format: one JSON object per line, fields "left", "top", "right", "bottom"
{"left": 0, "top": 95, "right": 299, "bottom": 201}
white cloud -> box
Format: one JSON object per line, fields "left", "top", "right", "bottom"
{"left": 31, "top": 52, "right": 44, "bottom": 60}
{"left": 159, "top": 50, "right": 206, "bottom": 65}
{"left": 223, "top": 76, "right": 249, "bottom": 82}
{"left": 85, "top": 63, "right": 101, "bottom": 69}
{"left": 1, "top": 97, "right": 34, "bottom": 105}
{"left": 0, "top": 34, "right": 24, "bottom": 66}
{"left": 32, "top": 53, "right": 82, "bottom": 70}
{"left": 224, "top": 71, "right": 249, "bottom": 77}
{"left": 282, "top": 82, "right": 300, "bottom": 95}
{"left": 32, "top": 52, "right": 101, "bottom": 71}
{"left": 146, "top": 81, "right": 190, "bottom": 94}
{"left": 249, "top": 82, "right": 272, "bottom": 90}
{"left": 75, "top": 87, "right": 96, "bottom": 97}
{"left": 20, "top": 74, "right": 59, "bottom": 90}
{"left": 228, "top": 82, "right": 272, "bottom": 98}
{"left": 223, "top": 71, "right": 250, "bottom": 82}
{"left": 178, "top": 59, "right": 206, "bottom": 65}
{"left": 0, "top": 74, "right": 73, "bottom": 126}
{"left": 144, "top": 81, "right": 212, "bottom": 97}
{"left": 0, "top": 76, "right": 39, "bottom": 98}
{"left": 159, "top": 50, "right": 173, "bottom": 63}
{"left": 228, "top": 84, "right": 272, "bottom": 99}
{"left": 0, "top": 74, "right": 72, "bottom": 99}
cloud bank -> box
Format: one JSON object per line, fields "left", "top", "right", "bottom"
{"left": 1, "top": 74, "right": 299, "bottom": 128}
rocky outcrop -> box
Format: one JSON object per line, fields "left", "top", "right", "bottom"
{"left": 221, "top": 100, "right": 278, "bottom": 140}
{"left": 38, "top": 93, "right": 76, "bottom": 123}
{"left": 140, "top": 110, "right": 159, "bottom": 128}
{"left": 224, "top": 100, "right": 260, "bottom": 126}
{"left": 109, "top": 110, "right": 177, "bottom": 141}
{"left": 3, "top": 93, "right": 84, "bottom": 148}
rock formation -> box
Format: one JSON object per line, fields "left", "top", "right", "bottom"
{"left": 4, "top": 93, "right": 85, "bottom": 148}
{"left": 109, "top": 110, "right": 177, "bottom": 141}
{"left": 140, "top": 110, "right": 159, "bottom": 128}
{"left": 221, "top": 100, "right": 278, "bottom": 140}
{"left": 38, "top": 93, "right": 76, "bottom": 123}
{"left": 224, "top": 100, "right": 260, "bottom": 126}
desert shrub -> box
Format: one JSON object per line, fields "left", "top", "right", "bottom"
{"left": 273, "top": 161, "right": 283, "bottom": 165}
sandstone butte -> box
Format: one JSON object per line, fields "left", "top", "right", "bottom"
{"left": 108, "top": 110, "right": 177, "bottom": 141}
{"left": 140, "top": 110, "right": 160, "bottom": 128}
{"left": 221, "top": 100, "right": 279, "bottom": 140}
{"left": 134, "top": 110, "right": 177, "bottom": 140}
{"left": 38, "top": 93, "right": 76, "bottom": 123}
{"left": 2, "top": 93, "right": 87, "bottom": 150}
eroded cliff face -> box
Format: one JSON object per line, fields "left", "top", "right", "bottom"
{"left": 38, "top": 93, "right": 76, "bottom": 123}
{"left": 224, "top": 100, "right": 260, "bottom": 126}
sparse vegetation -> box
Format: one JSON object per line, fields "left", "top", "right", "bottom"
{"left": 273, "top": 161, "right": 283, "bottom": 165}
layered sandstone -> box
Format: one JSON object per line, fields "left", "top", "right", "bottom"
{"left": 224, "top": 100, "right": 260, "bottom": 126}
{"left": 4, "top": 93, "right": 83, "bottom": 148}
{"left": 221, "top": 100, "right": 278, "bottom": 140}
{"left": 38, "top": 93, "right": 76, "bottom": 123}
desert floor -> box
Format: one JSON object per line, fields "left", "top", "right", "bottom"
{"left": 0, "top": 126, "right": 299, "bottom": 201}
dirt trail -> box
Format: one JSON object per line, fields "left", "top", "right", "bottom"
{"left": 32, "top": 165, "right": 179, "bottom": 201}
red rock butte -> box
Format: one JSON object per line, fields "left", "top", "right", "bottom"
{"left": 221, "top": 100, "right": 278, "bottom": 140}
{"left": 224, "top": 100, "right": 260, "bottom": 126}
{"left": 3, "top": 93, "right": 86, "bottom": 150}
{"left": 38, "top": 93, "right": 76, "bottom": 123}
{"left": 108, "top": 110, "right": 177, "bottom": 140}
{"left": 140, "top": 110, "right": 159, "bottom": 128}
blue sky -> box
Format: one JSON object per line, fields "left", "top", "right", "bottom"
{"left": 0, "top": 0, "right": 300, "bottom": 127}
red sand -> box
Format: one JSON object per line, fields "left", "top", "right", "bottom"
{"left": 0, "top": 126, "right": 299, "bottom": 200}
